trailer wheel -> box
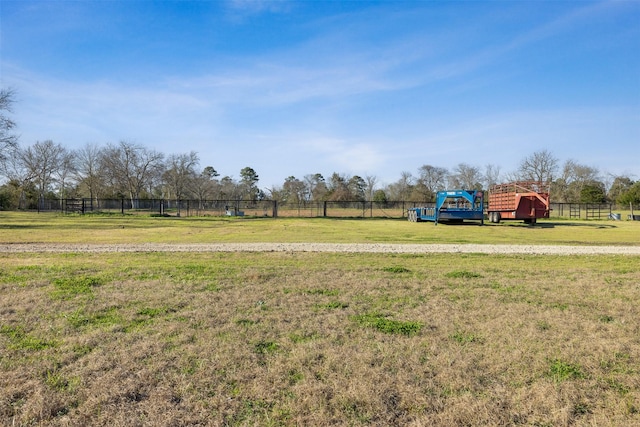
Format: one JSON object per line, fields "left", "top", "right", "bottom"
{"left": 494, "top": 212, "right": 501, "bottom": 223}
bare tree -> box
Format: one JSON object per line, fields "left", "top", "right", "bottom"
{"left": 608, "top": 175, "right": 634, "bottom": 203}
{"left": 518, "top": 149, "right": 558, "bottom": 183}
{"left": 20, "top": 140, "right": 66, "bottom": 209}
{"left": 55, "top": 148, "right": 77, "bottom": 200}
{"left": 0, "top": 145, "right": 34, "bottom": 209}
{"left": 219, "top": 176, "right": 240, "bottom": 200}
{"left": 163, "top": 151, "right": 199, "bottom": 200}
{"left": 327, "top": 172, "right": 351, "bottom": 201}
{"left": 364, "top": 175, "right": 378, "bottom": 202}
{"left": 385, "top": 171, "right": 414, "bottom": 200}
{"left": 417, "top": 165, "right": 448, "bottom": 201}
{"left": 100, "top": 141, "right": 164, "bottom": 207}
{"left": 0, "top": 88, "right": 19, "bottom": 162}
{"left": 191, "top": 166, "right": 220, "bottom": 207}
{"left": 75, "top": 144, "right": 105, "bottom": 205}
{"left": 304, "top": 173, "right": 327, "bottom": 201}
{"left": 483, "top": 163, "right": 501, "bottom": 190}
{"left": 282, "top": 176, "right": 307, "bottom": 213}
{"left": 448, "top": 163, "right": 483, "bottom": 189}
{"left": 553, "top": 159, "right": 601, "bottom": 202}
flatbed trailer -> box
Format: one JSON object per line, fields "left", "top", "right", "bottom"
{"left": 408, "top": 190, "right": 484, "bottom": 225}
{"left": 487, "top": 181, "right": 550, "bottom": 224}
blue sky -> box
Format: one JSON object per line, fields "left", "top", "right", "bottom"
{"left": 1, "top": 0, "right": 639, "bottom": 188}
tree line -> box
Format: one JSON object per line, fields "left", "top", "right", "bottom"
{"left": 1, "top": 88, "right": 638, "bottom": 210}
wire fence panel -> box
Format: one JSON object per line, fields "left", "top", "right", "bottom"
{"left": 17, "top": 198, "right": 639, "bottom": 220}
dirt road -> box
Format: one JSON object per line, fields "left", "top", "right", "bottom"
{"left": 1, "top": 243, "right": 639, "bottom": 255}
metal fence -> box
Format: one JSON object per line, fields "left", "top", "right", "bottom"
{"left": 15, "top": 198, "right": 640, "bottom": 220}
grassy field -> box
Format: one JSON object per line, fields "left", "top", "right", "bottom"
{"left": 1, "top": 213, "right": 639, "bottom": 426}
{"left": 1, "top": 211, "right": 639, "bottom": 245}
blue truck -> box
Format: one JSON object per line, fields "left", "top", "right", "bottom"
{"left": 407, "top": 190, "right": 484, "bottom": 225}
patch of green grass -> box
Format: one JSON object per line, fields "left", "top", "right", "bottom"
{"left": 548, "top": 302, "right": 569, "bottom": 311}
{"left": 352, "top": 313, "right": 422, "bottom": 336}
{"left": 137, "top": 306, "right": 175, "bottom": 318}
{"left": 66, "top": 307, "right": 122, "bottom": 329}
{"left": 304, "top": 288, "right": 339, "bottom": 296}
{"left": 254, "top": 340, "right": 279, "bottom": 355}
{"left": 51, "top": 275, "right": 105, "bottom": 299}
{"left": 72, "top": 344, "right": 93, "bottom": 357}
{"left": 235, "top": 318, "right": 257, "bottom": 327}
{"left": 445, "top": 270, "right": 483, "bottom": 279}
{"left": 316, "top": 301, "right": 349, "bottom": 310}
{"left": 0, "top": 325, "right": 58, "bottom": 351}
{"left": 573, "top": 402, "right": 591, "bottom": 416}
{"left": 203, "top": 282, "right": 220, "bottom": 292}
{"left": 44, "top": 370, "right": 80, "bottom": 392}
{"left": 121, "top": 306, "right": 178, "bottom": 331}
{"left": 289, "top": 331, "right": 320, "bottom": 343}
{"left": 606, "top": 378, "right": 630, "bottom": 395}
{"left": 287, "top": 368, "right": 304, "bottom": 385}
{"left": 450, "top": 330, "right": 483, "bottom": 345}
{"left": 548, "top": 359, "right": 585, "bottom": 382}
{"left": 0, "top": 268, "right": 28, "bottom": 285}
{"left": 382, "top": 266, "right": 411, "bottom": 273}
{"left": 598, "top": 314, "right": 614, "bottom": 323}
{"left": 536, "top": 321, "right": 551, "bottom": 331}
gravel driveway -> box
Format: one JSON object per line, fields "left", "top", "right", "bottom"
{"left": 1, "top": 243, "right": 639, "bottom": 255}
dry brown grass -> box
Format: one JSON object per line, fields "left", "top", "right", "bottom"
{"left": 1, "top": 252, "right": 639, "bottom": 426}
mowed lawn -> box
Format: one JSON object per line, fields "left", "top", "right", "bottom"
{"left": 1, "top": 211, "right": 639, "bottom": 245}
{"left": 1, "top": 213, "right": 639, "bottom": 426}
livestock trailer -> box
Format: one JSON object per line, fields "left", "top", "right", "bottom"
{"left": 408, "top": 190, "right": 484, "bottom": 225}
{"left": 487, "top": 181, "right": 550, "bottom": 224}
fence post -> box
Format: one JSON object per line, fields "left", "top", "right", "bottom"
{"left": 323, "top": 201, "right": 327, "bottom": 217}
{"left": 121, "top": 198, "right": 125, "bottom": 215}
{"left": 273, "top": 200, "right": 278, "bottom": 218}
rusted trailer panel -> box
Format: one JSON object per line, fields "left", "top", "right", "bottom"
{"left": 487, "top": 181, "right": 550, "bottom": 224}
